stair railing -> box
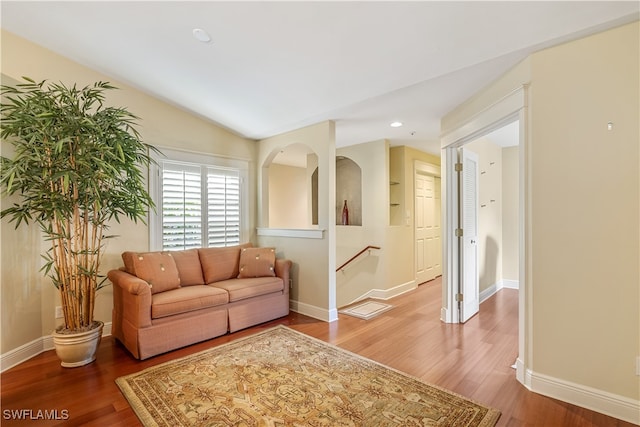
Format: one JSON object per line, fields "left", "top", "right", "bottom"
{"left": 336, "top": 245, "right": 381, "bottom": 272}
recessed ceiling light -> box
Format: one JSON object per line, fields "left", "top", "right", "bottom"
{"left": 192, "top": 28, "right": 212, "bottom": 43}
{"left": 390, "top": 121, "right": 403, "bottom": 128}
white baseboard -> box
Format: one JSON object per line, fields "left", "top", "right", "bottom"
{"left": 1, "top": 338, "right": 48, "bottom": 373}
{"left": 522, "top": 368, "right": 640, "bottom": 425}
{"left": 515, "top": 357, "right": 526, "bottom": 385}
{"left": 345, "top": 280, "right": 417, "bottom": 307}
{"left": 290, "top": 300, "right": 337, "bottom": 322}
{"left": 479, "top": 283, "right": 499, "bottom": 303}
{"left": 502, "top": 279, "right": 519, "bottom": 289}
{"left": 290, "top": 283, "right": 418, "bottom": 323}
{"left": 1, "top": 322, "right": 112, "bottom": 373}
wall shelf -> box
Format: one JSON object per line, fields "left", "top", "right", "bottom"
{"left": 257, "top": 227, "right": 325, "bottom": 239}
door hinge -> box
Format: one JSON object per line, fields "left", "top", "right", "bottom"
{"left": 455, "top": 293, "right": 464, "bottom": 302}
{"left": 455, "top": 228, "right": 463, "bottom": 237}
{"left": 455, "top": 162, "right": 463, "bottom": 172}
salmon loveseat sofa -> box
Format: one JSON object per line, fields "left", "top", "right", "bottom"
{"left": 107, "top": 243, "right": 291, "bottom": 360}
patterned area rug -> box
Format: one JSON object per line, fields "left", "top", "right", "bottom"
{"left": 339, "top": 301, "right": 394, "bottom": 320}
{"left": 116, "top": 326, "right": 500, "bottom": 426}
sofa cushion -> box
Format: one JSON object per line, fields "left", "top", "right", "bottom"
{"left": 170, "top": 249, "right": 205, "bottom": 286}
{"left": 121, "top": 251, "right": 180, "bottom": 294}
{"left": 212, "top": 277, "right": 284, "bottom": 302}
{"left": 198, "top": 243, "right": 251, "bottom": 284}
{"left": 238, "top": 247, "right": 276, "bottom": 278}
{"left": 151, "top": 286, "right": 229, "bottom": 319}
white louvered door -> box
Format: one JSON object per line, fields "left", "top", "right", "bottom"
{"left": 460, "top": 148, "right": 479, "bottom": 323}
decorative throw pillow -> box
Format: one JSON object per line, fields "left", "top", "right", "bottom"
{"left": 170, "top": 249, "right": 205, "bottom": 286}
{"left": 127, "top": 252, "right": 181, "bottom": 294}
{"left": 237, "top": 247, "right": 276, "bottom": 278}
{"left": 199, "top": 243, "right": 252, "bottom": 283}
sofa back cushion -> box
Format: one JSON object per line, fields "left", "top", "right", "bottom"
{"left": 121, "top": 251, "right": 180, "bottom": 294}
{"left": 170, "top": 249, "right": 205, "bottom": 286}
{"left": 238, "top": 247, "right": 276, "bottom": 278}
{"left": 198, "top": 243, "right": 252, "bottom": 284}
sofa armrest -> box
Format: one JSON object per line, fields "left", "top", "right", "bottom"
{"left": 107, "top": 269, "right": 153, "bottom": 329}
{"left": 275, "top": 258, "right": 292, "bottom": 295}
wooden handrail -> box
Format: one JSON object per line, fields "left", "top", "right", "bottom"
{"left": 336, "top": 245, "right": 381, "bottom": 272}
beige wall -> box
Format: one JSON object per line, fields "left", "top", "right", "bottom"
{"left": 0, "top": 30, "right": 257, "bottom": 356}
{"left": 529, "top": 22, "right": 639, "bottom": 400}
{"left": 502, "top": 146, "right": 519, "bottom": 281}
{"left": 442, "top": 21, "right": 640, "bottom": 405}
{"left": 466, "top": 138, "right": 503, "bottom": 293}
{"left": 441, "top": 57, "right": 532, "bottom": 133}
{"left": 336, "top": 140, "right": 388, "bottom": 307}
{"left": 268, "top": 164, "right": 308, "bottom": 228}
{"left": 257, "top": 121, "right": 336, "bottom": 317}
{"left": 464, "top": 139, "right": 519, "bottom": 292}
{"left": 0, "top": 141, "right": 47, "bottom": 352}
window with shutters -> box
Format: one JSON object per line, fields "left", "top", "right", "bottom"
{"left": 149, "top": 149, "right": 247, "bottom": 251}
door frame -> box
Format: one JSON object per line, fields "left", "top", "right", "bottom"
{"left": 440, "top": 85, "right": 530, "bottom": 386}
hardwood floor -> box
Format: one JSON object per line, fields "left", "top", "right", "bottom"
{"left": 1, "top": 279, "right": 634, "bottom": 426}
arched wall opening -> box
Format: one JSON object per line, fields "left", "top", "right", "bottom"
{"left": 262, "top": 143, "right": 319, "bottom": 229}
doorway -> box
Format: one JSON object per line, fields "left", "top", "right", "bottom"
{"left": 443, "top": 119, "right": 521, "bottom": 321}
{"left": 440, "top": 85, "right": 527, "bottom": 384}
{"left": 461, "top": 123, "right": 521, "bottom": 322}
{"left": 415, "top": 161, "right": 442, "bottom": 285}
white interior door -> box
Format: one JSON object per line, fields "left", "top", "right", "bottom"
{"left": 460, "top": 148, "right": 479, "bottom": 322}
{"left": 434, "top": 176, "right": 442, "bottom": 277}
{"left": 415, "top": 172, "right": 437, "bottom": 284}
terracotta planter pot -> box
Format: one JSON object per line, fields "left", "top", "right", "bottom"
{"left": 52, "top": 321, "right": 104, "bottom": 368}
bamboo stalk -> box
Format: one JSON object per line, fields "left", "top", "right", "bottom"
{"left": 90, "top": 202, "right": 102, "bottom": 326}
{"left": 83, "top": 205, "right": 90, "bottom": 326}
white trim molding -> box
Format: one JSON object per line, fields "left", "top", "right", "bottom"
{"left": 524, "top": 369, "right": 640, "bottom": 425}
{"left": 440, "top": 307, "right": 452, "bottom": 323}
{"left": 344, "top": 280, "right": 416, "bottom": 307}
{"left": 502, "top": 279, "right": 519, "bottom": 289}
{"left": 1, "top": 322, "right": 112, "bottom": 373}
{"left": 441, "top": 87, "right": 526, "bottom": 149}
{"left": 479, "top": 284, "right": 499, "bottom": 304}
{"left": 257, "top": 227, "right": 325, "bottom": 239}
{"left": 289, "top": 300, "right": 337, "bottom": 322}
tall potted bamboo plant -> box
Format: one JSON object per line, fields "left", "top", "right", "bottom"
{"left": 0, "top": 78, "right": 157, "bottom": 367}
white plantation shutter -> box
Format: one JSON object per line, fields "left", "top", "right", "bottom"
{"left": 161, "top": 163, "right": 202, "bottom": 250}
{"left": 159, "top": 160, "right": 242, "bottom": 251}
{"left": 207, "top": 168, "right": 240, "bottom": 246}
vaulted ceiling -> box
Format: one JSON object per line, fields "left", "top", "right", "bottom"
{"left": 2, "top": 2, "right": 638, "bottom": 155}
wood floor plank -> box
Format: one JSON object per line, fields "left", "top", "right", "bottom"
{"left": 0, "top": 278, "right": 635, "bottom": 426}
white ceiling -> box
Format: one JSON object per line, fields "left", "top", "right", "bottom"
{"left": 2, "top": 2, "right": 638, "bottom": 157}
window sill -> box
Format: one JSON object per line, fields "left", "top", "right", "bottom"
{"left": 257, "top": 228, "right": 325, "bottom": 239}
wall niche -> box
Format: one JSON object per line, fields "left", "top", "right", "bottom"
{"left": 336, "top": 156, "right": 362, "bottom": 226}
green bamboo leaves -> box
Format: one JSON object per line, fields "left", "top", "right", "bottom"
{"left": 0, "top": 78, "right": 160, "bottom": 331}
